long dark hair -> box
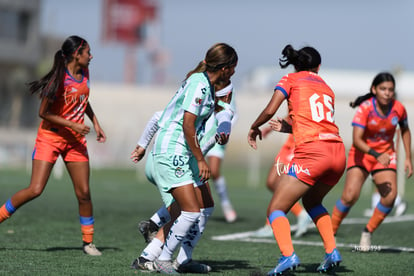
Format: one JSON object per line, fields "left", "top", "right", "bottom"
{"left": 186, "top": 43, "right": 238, "bottom": 79}
{"left": 349, "top": 72, "right": 395, "bottom": 108}
{"left": 279, "top": 44, "right": 321, "bottom": 72}
{"left": 28, "top": 35, "right": 87, "bottom": 99}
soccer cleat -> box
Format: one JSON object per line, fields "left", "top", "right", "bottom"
{"left": 222, "top": 202, "right": 237, "bottom": 223}
{"left": 251, "top": 224, "right": 274, "bottom": 238}
{"left": 294, "top": 211, "right": 312, "bottom": 238}
{"left": 267, "top": 252, "right": 300, "bottom": 276}
{"left": 394, "top": 201, "right": 407, "bottom": 217}
{"left": 138, "top": 220, "right": 158, "bottom": 243}
{"left": 83, "top": 243, "right": 102, "bottom": 256}
{"left": 316, "top": 248, "right": 342, "bottom": 273}
{"left": 130, "top": 256, "right": 157, "bottom": 271}
{"left": 154, "top": 259, "right": 179, "bottom": 274}
{"left": 359, "top": 231, "right": 371, "bottom": 252}
{"left": 173, "top": 259, "right": 211, "bottom": 273}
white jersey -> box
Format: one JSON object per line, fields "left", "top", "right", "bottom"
{"left": 153, "top": 72, "right": 215, "bottom": 156}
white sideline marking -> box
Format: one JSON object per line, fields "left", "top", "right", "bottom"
{"left": 211, "top": 214, "right": 414, "bottom": 252}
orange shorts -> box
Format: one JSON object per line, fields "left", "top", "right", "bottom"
{"left": 347, "top": 147, "right": 397, "bottom": 173}
{"left": 287, "top": 140, "right": 346, "bottom": 186}
{"left": 274, "top": 143, "right": 294, "bottom": 165}
{"left": 32, "top": 136, "right": 89, "bottom": 163}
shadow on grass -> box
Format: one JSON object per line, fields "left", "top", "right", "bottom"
{"left": 297, "top": 263, "right": 353, "bottom": 275}
{"left": 0, "top": 246, "right": 121, "bottom": 253}
{"left": 46, "top": 246, "right": 121, "bottom": 253}
{"left": 201, "top": 259, "right": 254, "bottom": 272}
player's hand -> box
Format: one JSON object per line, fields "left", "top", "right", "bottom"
{"left": 377, "top": 152, "right": 391, "bottom": 167}
{"left": 95, "top": 127, "right": 106, "bottom": 143}
{"left": 248, "top": 127, "right": 262, "bottom": 150}
{"left": 197, "top": 158, "right": 210, "bottom": 181}
{"left": 215, "top": 132, "right": 229, "bottom": 145}
{"left": 71, "top": 123, "right": 90, "bottom": 136}
{"left": 131, "top": 146, "right": 146, "bottom": 163}
{"left": 405, "top": 158, "right": 413, "bottom": 178}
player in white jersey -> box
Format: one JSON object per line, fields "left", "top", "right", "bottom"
{"left": 130, "top": 82, "right": 235, "bottom": 273}
{"left": 134, "top": 43, "right": 238, "bottom": 274}
{"left": 205, "top": 96, "right": 238, "bottom": 223}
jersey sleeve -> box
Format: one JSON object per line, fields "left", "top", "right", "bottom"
{"left": 182, "top": 77, "right": 209, "bottom": 116}
{"left": 137, "top": 111, "right": 162, "bottom": 149}
{"left": 397, "top": 103, "right": 409, "bottom": 129}
{"left": 351, "top": 102, "right": 369, "bottom": 129}
{"left": 274, "top": 74, "right": 292, "bottom": 98}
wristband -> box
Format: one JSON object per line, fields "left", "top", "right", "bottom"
{"left": 368, "top": 148, "right": 380, "bottom": 158}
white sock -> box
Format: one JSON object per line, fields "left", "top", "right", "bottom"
{"left": 394, "top": 194, "right": 402, "bottom": 207}
{"left": 158, "top": 211, "right": 200, "bottom": 261}
{"left": 150, "top": 205, "right": 171, "bottom": 228}
{"left": 176, "top": 207, "right": 214, "bottom": 264}
{"left": 140, "top": 238, "right": 163, "bottom": 261}
{"left": 214, "top": 176, "right": 230, "bottom": 205}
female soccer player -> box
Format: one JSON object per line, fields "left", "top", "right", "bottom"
{"left": 205, "top": 95, "right": 238, "bottom": 223}
{"left": 130, "top": 82, "right": 235, "bottom": 273}
{"left": 331, "top": 72, "right": 412, "bottom": 251}
{"left": 248, "top": 44, "right": 345, "bottom": 275}
{"left": 0, "top": 36, "right": 106, "bottom": 256}
{"left": 148, "top": 43, "right": 238, "bottom": 274}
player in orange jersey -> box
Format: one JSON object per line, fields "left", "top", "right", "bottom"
{"left": 252, "top": 131, "right": 312, "bottom": 238}
{"left": 331, "top": 72, "right": 412, "bottom": 252}
{"left": 248, "top": 44, "right": 345, "bottom": 275}
{"left": 0, "top": 36, "right": 106, "bottom": 256}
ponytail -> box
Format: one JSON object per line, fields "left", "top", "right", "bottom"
{"left": 279, "top": 44, "right": 321, "bottom": 72}
{"left": 349, "top": 92, "right": 374, "bottom": 108}
{"left": 27, "top": 35, "right": 87, "bottom": 99}
{"left": 28, "top": 50, "right": 66, "bottom": 99}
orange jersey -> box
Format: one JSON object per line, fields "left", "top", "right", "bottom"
{"left": 37, "top": 69, "right": 90, "bottom": 143}
{"left": 275, "top": 71, "right": 342, "bottom": 146}
{"left": 351, "top": 98, "right": 408, "bottom": 152}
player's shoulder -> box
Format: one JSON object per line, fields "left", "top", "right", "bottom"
{"left": 392, "top": 99, "right": 405, "bottom": 110}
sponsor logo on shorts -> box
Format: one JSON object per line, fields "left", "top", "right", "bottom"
{"left": 175, "top": 167, "right": 184, "bottom": 178}
{"left": 275, "top": 157, "right": 311, "bottom": 176}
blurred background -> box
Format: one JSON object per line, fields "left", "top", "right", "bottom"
{"left": 1, "top": 0, "right": 414, "bottom": 185}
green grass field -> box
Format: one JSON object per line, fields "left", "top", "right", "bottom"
{"left": 0, "top": 166, "right": 413, "bottom": 275}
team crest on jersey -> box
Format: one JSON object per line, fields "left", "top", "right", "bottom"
{"left": 175, "top": 167, "right": 184, "bottom": 178}
{"left": 195, "top": 97, "right": 202, "bottom": 105}
{"left": 391, "top": 116, "right": 398, "bottom": 126}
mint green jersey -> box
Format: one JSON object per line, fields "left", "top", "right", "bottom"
{"left": 153, "top": 72, "right": 215, "bottom": 156}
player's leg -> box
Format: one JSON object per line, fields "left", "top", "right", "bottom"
{"left": 267, "top": 174, "right": 308, "bottom": 275}
{"left": 331, "top": 167, "right": 368, "bottom": 235}
{"left": 359, "top": 170, "right": 397, "bottom": 251}
{"left": 252, "top": 159, "right": 282, "bottom": 237}
{"left": 132, "top": 201, "right": 180, "bottom": 271}
{"left": 173, "top": 182, "right": 213, "bottom": 273}
{"left": 208, "top": 154, "right": 236, "bottom": 223}
{"left": 303, "top": 182, "right": 341, "bottom": 272}
{"left": 66, "top": 160, "right": 101, "bottom": 256}
{"left": 0, "top": 159, "right": 53, "bottom": 222}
